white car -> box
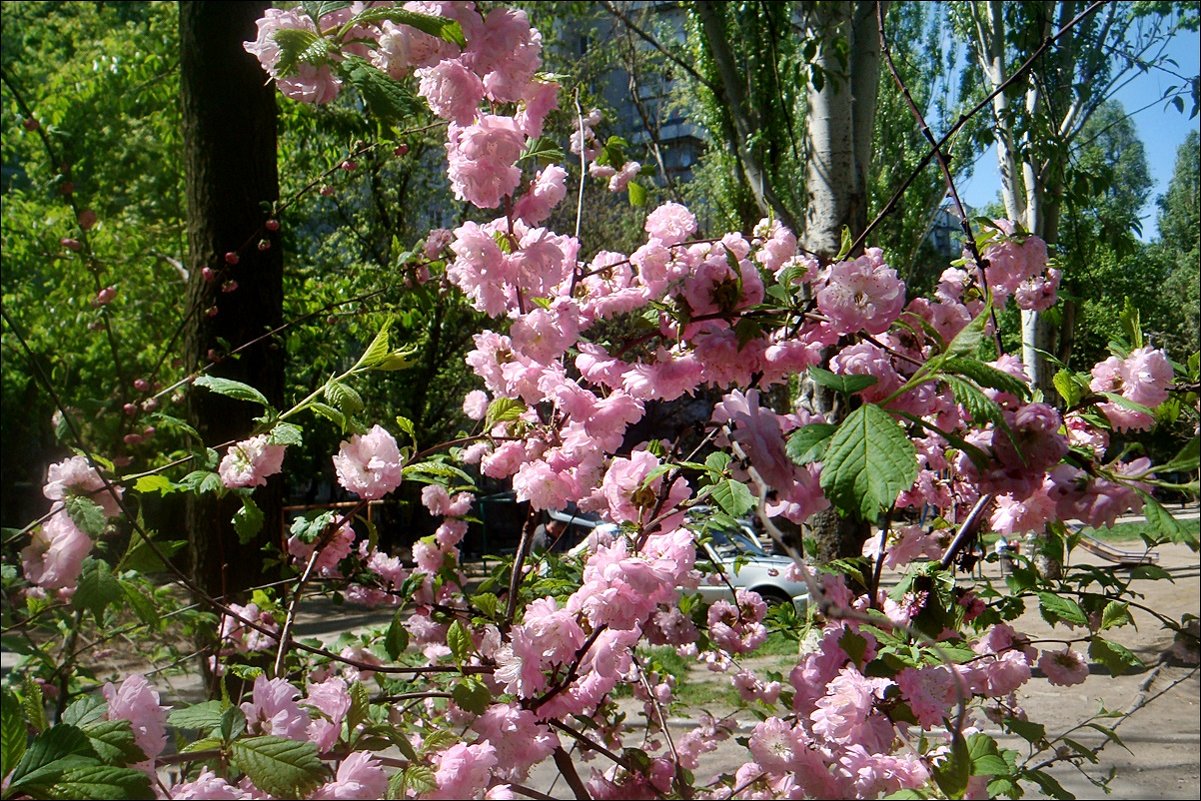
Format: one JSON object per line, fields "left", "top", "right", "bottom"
{"left": 553, "top": 508, "right": 810, "bottom": 612}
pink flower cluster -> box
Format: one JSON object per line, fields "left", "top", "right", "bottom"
{"left": 218, "top": 435, "right": 286, "bottom": 489}
{"left": 1090, "top": 346, "right": 1173, "bottom": 431}
{"left": 332, "top": 425, "right": 403, "bottom": 499}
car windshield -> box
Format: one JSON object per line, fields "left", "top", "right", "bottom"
{"left": 704, "top": 525, "right": 768, "bottom": 558}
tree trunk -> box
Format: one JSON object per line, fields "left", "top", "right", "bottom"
{"left": 180, "top": 1, "right": 283, "bottom": 603}
{"left": 800, "top": 1, "right": 882, "bottom": 562}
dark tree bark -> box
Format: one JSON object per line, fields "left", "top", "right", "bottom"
{"left": 180, "top": 1, "right": 283, "bottom": 602}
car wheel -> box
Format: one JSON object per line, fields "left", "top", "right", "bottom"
{"left": 756, "top": 588, "right": 792, "bottom": 608}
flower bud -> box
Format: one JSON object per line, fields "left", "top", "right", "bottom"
{"left": 205, "top": 305, "right": 219, "bottom": 318}
{"left": 341, "top": 160, "right": 357, "bottom": 171}
{"left": 123, "top": 403, "right": 138, "bottom": 417}
{"left": 60, "top": 181, "right": 74, "bottom": 196}
{"left": 60, "top": 237, "right": 81, "bottom": 252}
{"left": 142, "top": 398, "right": 159, "bottom": 412}
{"left": 319, "top": 184, "right": 335, "bottom": 196}
{"left": 78, "top": 209, "right": 98, "bottom": 230}
{"left": 123, "top": 433, "right": 143, "bottom": 445}
{"left": 22, "top": 118, "right": 39, "bottom": 131}
{"left": 201, "top": 266, "right": 217, "bottom": 282}
{"left": 393, "top": 143, "right": 409, "bottom": 157}
{"left": 224, "top": 251, "right": 240, "bottom": 265}
{"left": 264, "top": 218, "right": 280, "bottom": 232}
{"left": 257, "top": 239, "right": 271, "bottom": 251}
{"left": 133, "top": 378, "right": 150, "bottom": 392}
{"left": 221, "top": 279, "right": 239, "bottom": 293}
{"left": 142, "top": 426, "right": 156, "bottom": 437}
{"left": 93, "top": 286, "right": 117, "bottom": 306}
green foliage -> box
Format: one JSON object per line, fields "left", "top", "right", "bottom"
{"left": 229, "top": 736, "right": 326, "bottom": 799}
{"left": 820, "top": 403, "right": 918, "bottom": 521}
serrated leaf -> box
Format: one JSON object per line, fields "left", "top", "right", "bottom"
{"left": 46, "top": 764, "right": 154, "bottom": 799}
{"left": 384, "top": 610, "right": 409, "bottom": 661}
{"left": 344, "top": 6, "right": 466, "bottom": 45}
{"left": 484, "top": 397, "right": 525, "bottom": 429}
{"left": 1100, "top": 601, "right": 1133, "bottom": 630}
{"left": 7, "top": 724, "right": 98, "bottom": 791}
{"left": 1028, "top": 768, "right": 1073, "bottom": 800}
{"left": 394, "top": 416, "right": 416, "bottom": 443}
{"left": 1053, "top": 369, "right": 1087, "bottom": 407}
{"left": 272, "top": 27, "right": 324, "bottom": 75}
{"left": 65, "top": 495, "right": 108, "bottom": 537}
{"left": 346, "top": 681, "right": 370, "bottom": 737}
{"left": 324, "top": 381, "right": 364, "bottom": 416}
{"left": 1138, "top": 491, "right": 1197, "bottom": 548}
{"left": 1037, "top": 592, "right": 1088, "bottom": 627}
{"left": 168, "top": 701, "right": 226, "bottom": 732}
{"left": 820, "top": 404, "right": 917, "bottom": 521}
{"left": 19, "top": 677, "right": 47, "bottom": 734}
{"left": 2, "top": 688, "right": 27, "bottom": 776}
{"left": 933, "top": 731, "right": 970, "bottom": 798}
{"left": 446, "top": 620, "right": 471, "bottom": 666}
{"left": 520, "top": 136, "right": 565, "bottom": 165}
{"left": 193, "top": 375, "right": 270, "bottom": 407}
{"left": 1004, "top": 716, "right": 1046, "bottom": 744}
{"left": 132, "top": 475, "right": 173, "bottom": 495}
{"left": 402, "top": 461, "right": 474, "bottom": 485}
{"left": 120, "top": 581, "right": 158, "bottom": 626}
{"left": 341, "top": 56, "right": 422, "bottom": 122}
{"left": 309, "top": 402, "right": 346, "bottom": 429}
{"left": 807, "top": 366, "right": 878, "bottom": 395}
{"left": 74, "top": 559, "right": 123, "bottom": 621}
{"left": 78, "top": 719, "right": 146, "bottom": 766}
{"left": 1088, "top": 636, "right": 1144, "bottom": 676}
{"left": 945, "top": 306, "right": 988, "bottom": 357}
{"left": 834, "top": 225, "right": 854, "bottom": 261}
{"left": 451, "top": 677, "right": 492, "bottom": 715}
{"left": 356, "top": 319, "right": 393, "bottom": 369}
{"left": 233, "top": 496, "right": 265, "bottom": 544}
{"left": 710, "top": 478, "right": 755, "bottom": 517}
{"left": 230, "top": 736, "right": 326, "bottom": 799}
{"left": 785, "top": 423, "right": 837, "bottom": 465}
{"left": 704, "top": 451, "right": 732, "bottom": 474}
{"left": 391, "top": 764, "right": 436, "bottom": 798}
{"left": 943, "top": 357, "right": 1030, "bottom": 398}
{"left": 944, "top": 374, "right": 1005, "bottom": 426}
{"left": 268, "top": 422, "right": 304, "bottom": 447}
{"left": 627, "top": 180, "right": 647, "bottom": 207}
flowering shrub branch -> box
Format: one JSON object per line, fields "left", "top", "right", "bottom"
{"left": 2, "top": 2, "right": 1198, "bottom": 800}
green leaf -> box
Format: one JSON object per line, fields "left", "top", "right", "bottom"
{"left": 394, "top": 416, "right": 416, "bottom": 443}
{"left": 1100, "top": 601, "right": 1133, "bottom": 630}
{"left": 7, "top": 724, "right": 98, "bottom": 792}
{"left": 1139, "top": 491, "right": 1198, "bottom": 548}
{"left": 384, "top": 610, "right": 409, "bottom": 661}
{"left": 64, "top": 495, "right": 108, "bottom": 537}
{"left": 945, "top": 305, "right": 988, "bottom": 357}
{"left": 132, "top": 475, "right": 173, "bottom": 496}
{"left": 2, "top": 689, "right": 26, "bottom": 777}
{"left": 933, "top": 731, "right": 970, "bottom": 798}
{"left": 627, "top": 180, "right": 647, "bottom": 207}
{"left": 1157, "top": 436, "right": 1199, "bottom": 474}
{"left": 1088, "top": 636, "right": 1144, "bottom": 677}
{"left": 341, "top": 56, "right": 421, "bottom": 122}
{"left": 1053, "top": 369, "right": 1088, "bottom": 407}
{"left": 390, "top": 764, "right": 436, "bottom": 799}
{"left": 1003, "top": 716, "right": 1046, "bottom": 744}
{"left": 446, "top": 620, "right": 471, "bottom": 666}
{"left": 710, "top": 478, "right": 755, "bottom": 517}
{"left": 46, "top": 764, "right": 154, "bottom": 799}
{"left": 74, "top": 559, "right": 123, "bottom": 621}
{"left": 324, "top": 381, "right": 364, "bottom": 416}
{"left": 77, "top": 720, "right": 146, "bottom": 766}
{"left": 272, "top": 27, "right": 324, "bottom": 75}
{"left": 308, "top": 402, "right": 346, "bottom": 430}
{"left": 19, "top": 677, "right": 47, "bottom": 735}
{"left": 193, "top": 375, "right": 270, "bottom": 408}
{"left": 785, "top": 423, "right": 837, "bottom": 465}
{"left": 807, "top": 366, "right": 878, "bottom": 395}
{"left": 451, "top": 677, "right": 492, "bottom": 715}
{"left": 520, "top": 136, "right": 565, "bottom": 165}
{"left": 944, "top": 375, "right": 1005, "bottom": 427}
{"left": 168, "top": 701, "right": 226, "bottom": 733}
{"left": 484, "top": 397, "right": 525, "bottom": 429}
{"left": 834, "top": 225, "right": 854, "bottom": 261}
{"left": 1119, "top": 297, "right": 1143, "bottom": 349}
{"left": 346, "top": 681, "right": 371, "bottom": 737}
{"left": 120, "top": 532, "right": 184, "bottom": 574}
{"left": 230, "top": 736, "right": 325, "bottom": 799}
{"left": 343, "top": 6, "right": 466, "bottom": 46}
{"left": 1028, "top": 768, "right": 1074, "bottom": 800}
{"left": 268, "top": 422, "right": 304, "bottom": 447}
{"left": 355, "top": 318, "right": 393, "bottom": 369}
{"left": 61, "top": 696, "right": 110, "bottom": 729}
{"left": 233, "top": 496, "right": 265, "bottom": 544}
{"left": 820, "top": 404, "right": 918, "bottom": 521}
{"left": 402, "top": 460, "right": 475, "bottom": 485}
{"left": 942, "top": 357, "right": 1030, "bottom": 399}
{"left": 1036, "top": 592, "right": 1088, "bottom": 627}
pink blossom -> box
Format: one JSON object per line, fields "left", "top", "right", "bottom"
{"left": 829, "top": 341, "right": 902, "bottom": 404}
{"left": 1038, "top": 648, "right": 1089, "bottom": 687}
{"left": 169, "top": 769, "right": 246, "bottom": 800}
{"left": 44, "top": 455, "right": 122, "bottom": 517}
{"left": 895, "top": 665, "right": 960, "bottom": 727}
{"left": 218, "top": 435, "right": 286, "bottom": 489}
{"left": 219, "top": 601, "right": 278, "bottom": 653}
{"left": 428, "top": 742, "right": 498, "bottom": 800}
{"left": 817, "top": 249, "right": 906, "bottom": 335}
{"left": 418, "top": 58, "right": 485, "bottom": 125}
{"left": 608, "top": 160, "right": 641, "bottom": 192}
{"left": 515, "top": 78, "right": 559, "bottom": 138}
{"left": 1014, "top": 267, "right": 1061, "bottom": 311}
{"left": 512, "top": 165, "right": 567, "bottom": 225}
{"left": 243, "top": 8, "right": 341, "bottom": 103}
{"left": 21, "top": 511, "right": 92, "bottom": 590}
{"left": 463, "top": 389, "right": 490, "bottom": 420}
{"left": 644, "top": 202, "right": 697, "bottom": 245}
{"left": 311, "top": 752, "right": 388, "bottom": 800}
{"left": 512, "top": 459, "right": 574, "bottom": 510}
{"left": 241, "top": 676, "right": 308, "bottom": 740}
{"left": 749, "top": 716, "right": 805, "bottom": 773}
{"left": 810, "top": 666, "right": 890, "bottom": 744}
{"left": 446, "top": 115, "right": 525, "bottom": 208}
{"left": 103, "top": 674, "right": 169, "bottom": 761}
{"left": 422, "top": 484, "right": 452, "bottom": 516}
{"left": 472, "top": 704, "right": 558, "bottom": 781}
{"left": 305, "top": 677, "right": 351, "bottom": 752}
{"left": 713, "top": 389, "right": 794, "bottom": 491}
{"left": 332, "top": 425, "right": 403, "bottom": 499}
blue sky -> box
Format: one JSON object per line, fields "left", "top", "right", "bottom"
{"left": 957, "top": 24, "right": 1200, "bottom": 240}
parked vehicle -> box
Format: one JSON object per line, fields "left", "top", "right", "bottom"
{"left": 558, "top": 507, "right": 810, "bottom": 612}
